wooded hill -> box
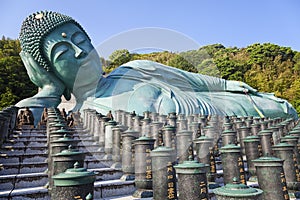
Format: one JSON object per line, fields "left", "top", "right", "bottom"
{"left": 1, "top": 37, "right": 299, "bottom": 114}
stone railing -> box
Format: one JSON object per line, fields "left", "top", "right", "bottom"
{"left": 0, "top": 106, "right": 18, "bottom": 147}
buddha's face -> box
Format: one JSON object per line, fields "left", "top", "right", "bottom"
{"left": 43, "top": 23, "right": 102, "bottom": 90}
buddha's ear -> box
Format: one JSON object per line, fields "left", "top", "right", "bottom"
{"left": 63, "top": 88, "right": 71, "bottom": 101}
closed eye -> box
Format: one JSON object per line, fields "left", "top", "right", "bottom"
{"left": 76, "top": 37, "right": 86, "bottom": 45}
{"left": 72, "top": 32, "right": 87, "bottom": 46}
{"left": 53, "top": 45, "right": 69, "bottom": 61}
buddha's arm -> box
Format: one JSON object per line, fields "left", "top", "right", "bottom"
{"left": 16, "top": 51, "right": 65, "bottom": 108}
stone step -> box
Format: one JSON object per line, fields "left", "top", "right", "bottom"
{"left": 0, "top": 168, "right": 123, "bottom": 192}
{"left": 0, "top": 152, "right": 47, "bottom": 164}
{"left": 0, "top": 172, "right": 48, "bottom": 191}
{"left": 0, "top": 161, "right": 47, "bottom": 175}
{"left": 0, "top": 143, "right": 101, "bottom": 154}
{"left": 0, "top": 150, "right": 105, "bottom": 165}
{"left": 0, "top": 158, "right": 113, "bottom": 175}
{"left": 0, "top": 180, "right": 135, "bottom": 200}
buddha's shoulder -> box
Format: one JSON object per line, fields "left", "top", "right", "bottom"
{"left": 118, "top": 60, "right": 169, "bottom": 71}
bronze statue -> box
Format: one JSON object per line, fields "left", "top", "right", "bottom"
{"left": 16, "top": 11, "right": 298, "bottom": 123}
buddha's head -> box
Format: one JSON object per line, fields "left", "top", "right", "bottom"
{"left": 19, "top": 11, "right": 102, "bottom": 92}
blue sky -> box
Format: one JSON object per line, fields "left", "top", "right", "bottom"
{"left": 1, "top": 0, "right": 299, "bottom": 58}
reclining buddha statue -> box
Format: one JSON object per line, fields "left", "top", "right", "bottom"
{"left": 16, "top": 11, "right": 298, "bottom": 123}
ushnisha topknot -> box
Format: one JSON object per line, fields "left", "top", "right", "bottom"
{"left": 19, "top": 11, "right": 90, "bottom": 71}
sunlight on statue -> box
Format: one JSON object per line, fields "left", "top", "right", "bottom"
{"left": 16, "top": 11, "right": 298, "bottom": 122}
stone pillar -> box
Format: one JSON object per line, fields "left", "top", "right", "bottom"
{"left": 121, "top": 111, "right": 128, "bottom": 127}
{"left": 272, "top": 143, "right": 300, "bottom": 190}
{"left": 98, "top": 116, "right": 110, "bottom": 152}
{"left": 176, "top": 130, "right": 193, "bottom": 163}
{"left": 121, "top": 129, "right": 139, "bottom": 180}
{"left": 132, "top": 136, "right": 155, "bottom": 198}
{"left": 126, "top": 112, "right": 134, "bottom": 129}
{"left": 186, "top": 115, "right": 195, "bottom": 126}
{"left": 150, "top": 112, "right": 159, "bottom": 122}
{"left": 176, "top": 119, "right": 188, "bottom": 132}
{"left": 253, "top": 156, "right": 289, "bottom": 200}
{"left": 114, "top": 110, "right": 123, "bottom": 124}
{"left": 238, "top": 126, "right": 251, "bottom": 155}
{"left": 213, "top": 177, "right": 263, "bottom": 200}
{"left": 220, "top": 144, "right": 246, "bottom": 185}
{"left": 158, "top": 114, "right": 167, "bottom": 125}
{"left": 52, "top": 162, "right": 96, "bottom": 200}
{"left": 258, "top": 129, "right": 273, "bottom": 156}
{"left": 260, "top": 121, "right": 268, "bottom": 130}
{"left": 269, "top": 126, "right": 280, "bottom": 145}
{"left": 245, "top": 118, "right": 254, "bottom": 128}
{"left": 221, "top": 130, "right": 237, "bottom": 146}
{"left": 243, "top": 135, "right": 261, "bottom": 177}
{"left": 250, "top": 123, "right": 260, "bottom": 136}
{"left": 150, "top": 122, "right": 164, "bottom": 148}
{"left": 104, "top": 120, "right": 117, "bottom": 159}
{"left": 92, "top": 113, "right": 100, "bottom": 141}
{"left": 198, "top": 116, "right": 207, "bottom": 129}
{"left": 162, "top": 125, "right": 176, "bottom": 149}
{"left": 133, "top": 115, "right": 141, "bottom": 132}
{"left": 150, "top": 146, "right": 176, "bottom": 200}
{"left": 174, "top": 158, "right": 209, "bottom": 200}
{"left": 223, "top": 122, "right": 233, "bottom": 131}
{"left": 141, "top": 117, "right": 151, "bottom": 138}
{"left": 167, "top": 112, "right": 177, "bottom": 127}
{"left": 111, "top": 127, "right": 122, "bottom": 169}
{"left": 194, "top": 136, "right": 215, "bottom": 181}
{"left": 189, "top": 122, "right": 201, "bottom": 140}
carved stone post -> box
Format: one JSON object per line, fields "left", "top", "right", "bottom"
{"left": 150, "top": 146, "right": 176, "bottom": 200}
{"left": 104, "top": 120, "right": 117, "bottom": 159}
{"left": 238, "top": 126, "right": 251, "bottom": 155}
{"left": 272, "top": 143, "right": 300, "bottom": 190}
{"left": 243, "top": 135, "right": 261, "bottom": 176}
{"left": 162, "top": 125, "right": 176, "bottom": 149}
{"left": 221, "top": 130, "right": 237, "bottom": 146}
{"left": 174, "top": 157, "right": 208, "bottom": 200}
{"left": 220, "top": 144, "right": 246, "bottom": 185}
{"left": 98, "top": 116, "right": 110, "bottom": 152}
{"left": 253, "top": 156, "right": 289, "bottom": 200}
{"left": 176, "top": 130, "right": 193, "bottom": 163}
{"left": 150, "top": 122, "right": 164, "bottom": 148}
{"left": 111, "top": 127, "right": 122, "bottom": 169}
{"left": 121, "top": 129, "right": 139, "bottom": 180}
{"left": 258, "top": 129, "right": 273, "bottom": 156}
{"left": 132, "top": 136, "right": 155, "bottom": 198}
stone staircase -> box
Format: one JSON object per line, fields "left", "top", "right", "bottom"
{"left": 0, "top": 126, "right": 136, "bottom": 200}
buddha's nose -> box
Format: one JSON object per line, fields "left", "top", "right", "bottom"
{"left": 73, "top": 44, "right": 86, "bottom": 58}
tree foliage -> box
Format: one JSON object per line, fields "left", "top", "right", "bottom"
{"left": 105, "top": 43, "right": 300, "bottom": 114}
{"left": 0, "top": 37, "right": 37, "bottom": 110}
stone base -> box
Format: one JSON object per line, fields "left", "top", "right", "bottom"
{"left": 133, "top": 189, "right": 153, "bottom": 198}
{"left": 120, "top": 174, "right": 135, "bottom": 181}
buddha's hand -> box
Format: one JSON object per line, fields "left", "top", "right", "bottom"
{"left": 226, "top": 80, "right": 257, "bottom": 94}
{"left": 20, "top": 51, "right": 65, "bottom": 97}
